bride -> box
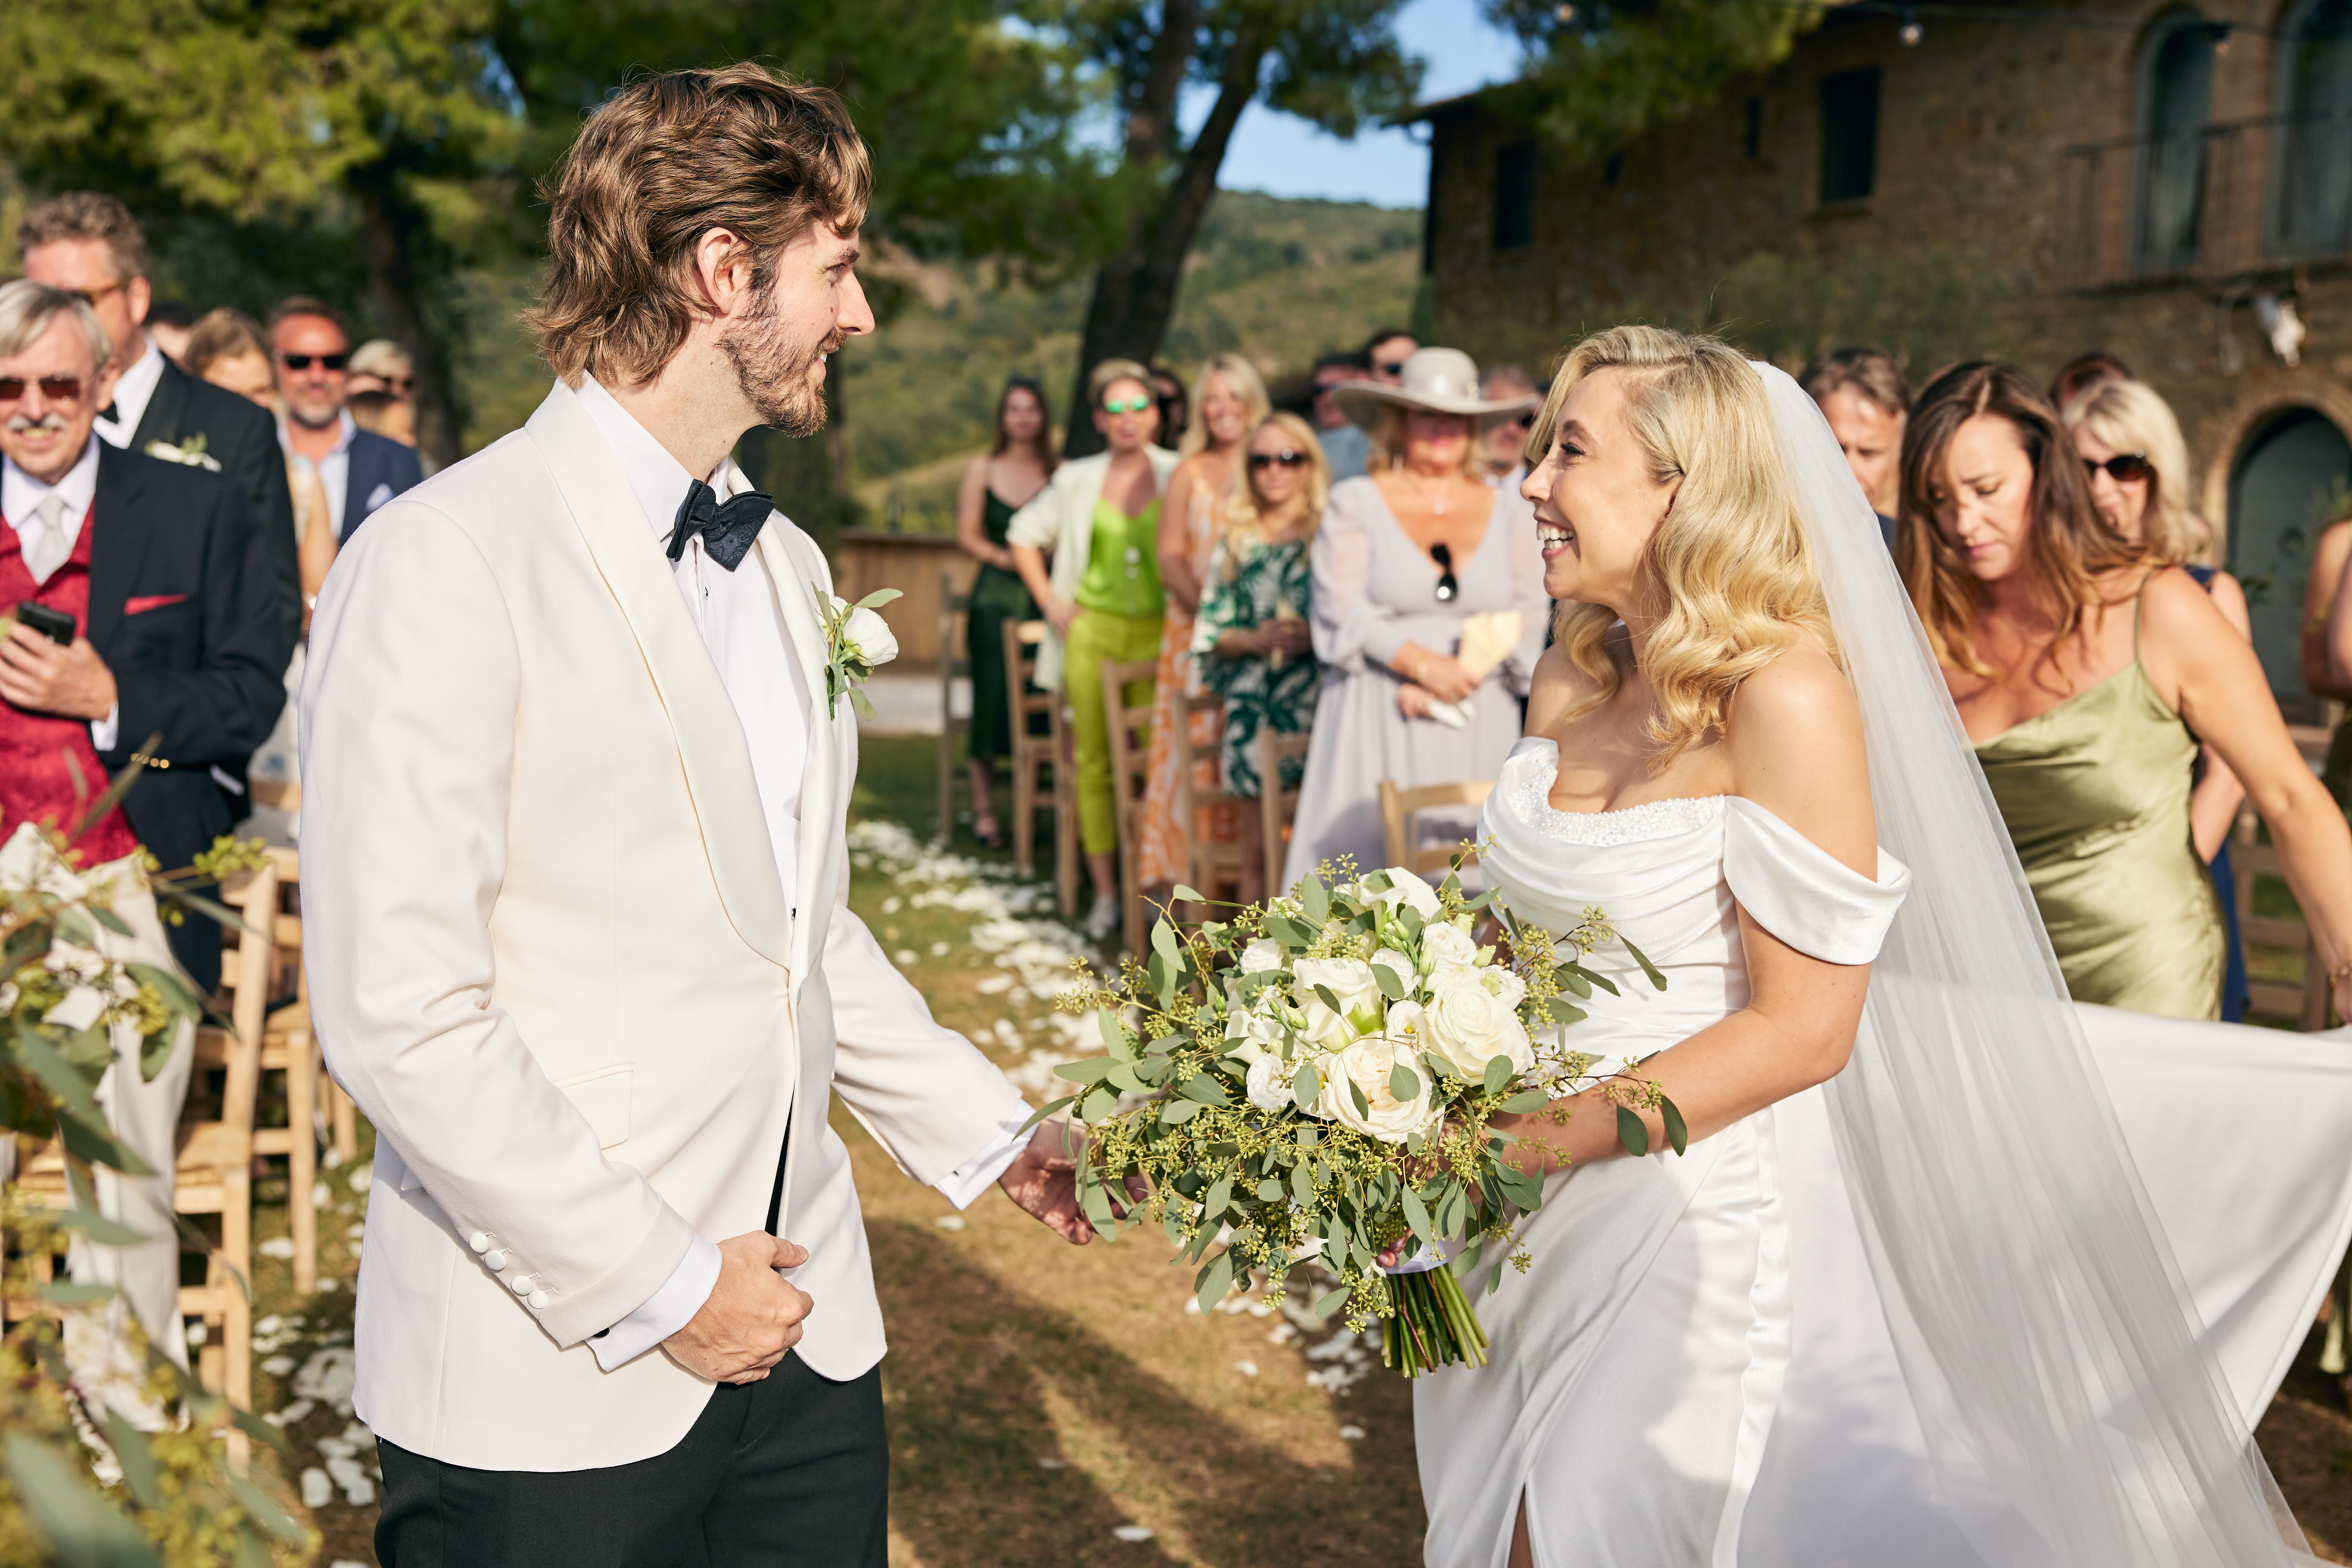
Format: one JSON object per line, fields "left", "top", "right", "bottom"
{"left": 1414, "top": 325, "right": 2341, "bottom": 1567}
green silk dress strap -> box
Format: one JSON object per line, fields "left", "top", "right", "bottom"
{"left": 1972, "top": 579, "right": 2226, "bottom": 1020}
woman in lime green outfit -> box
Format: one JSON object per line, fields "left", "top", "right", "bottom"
{"left": 1008, "top": 358, "right": 1180, "bottom": 940}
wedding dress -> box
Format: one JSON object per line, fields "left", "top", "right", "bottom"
{"left": 1413, "top": 364, "right": 2352, "bottom": 1568}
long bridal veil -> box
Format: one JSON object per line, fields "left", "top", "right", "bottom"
{"left": 1752, "top": 362, "right": 2309, "bottom": 1566}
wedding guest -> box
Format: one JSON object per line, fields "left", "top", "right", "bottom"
{"left": 271, "top": 297, "right": 423, "bottom": 541}
{"left": 1008, "top": 359, "right": 1179, "bottom": 940}
{"left": 345, "top": 337, "right": 414, "bottom": 398}
{"left": 1282, "top": 347, "right": 1544, "bottom": 886}
{"left": 1313, "top": 350, "right": 1372, "bottom": 481}
{"left": 1141, "top": 353, "right": 1269, "bottom": 904}
{"left": 1477, "top": 364, "right": 1539, "bottom": 484}
{"left": 1363, "top": 326, "right": 1418, "bottom": 384}
{"left": 2308, "top": 499, "right": 2352, "bottom": 808}
{"left": 1902, "top": 361, "right": 2352, "bottom": 1020}
{"left": 954, "top": 377, "right": 1057, "bottom": 849}
{"left": 348, "top": 388, "right": 417, "bottom": 447}
{"left": 1800, "top": 346, "right": 1906, "bottom": 544}
{"left": 2063, "top": 377, "right": 2251, "bottom": 1019}
{"left": 1194, "top": 413, "right": 1327, "bottom": 903}
{"left": 1151, "top": 363, "right": 1189, "bottom": 450}
{"left": 19, "top": 193, "right": 300, "bottom": 648}
{"left": 144, "top": 300, "right": 199, "bottom": 368}
{"left": 2049, "top": 349, "right": 2133, "bottom": 413}
{"left": 187, "top": 308, "right": 338, "bottom": 626}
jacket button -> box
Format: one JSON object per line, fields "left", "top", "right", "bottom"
{"left": 484, "top": 1251, "right": 506, "bottom": 1271}
{"left": 528, "top": 1290, "right": 551, "bottom": 1310}
{"left": 511, "top": 1275, "right": 534, "bottom": 1295}
{"left": 468, "top": 1232, "right": 490, "bottom": 1253}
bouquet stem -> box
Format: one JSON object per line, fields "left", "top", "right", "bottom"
{"left": 1381, "top": 1264, "right": 1490, "bottom": 1377}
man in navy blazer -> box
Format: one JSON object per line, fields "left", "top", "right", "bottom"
{"left": 271, "top": 298, "right": 425, "bottom": 546}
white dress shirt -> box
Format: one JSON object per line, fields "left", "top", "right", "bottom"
{"left": 280, "top": 411, "right": 358, "bottom": 538}
{"left": 92, "top": 338, "right": 166, "bottom": 450}
{"left": 572, "top": 379, "right": 1029, "bottom": 1370}
{"left": 3, "top": 438, "right": 119, "bottom": 750}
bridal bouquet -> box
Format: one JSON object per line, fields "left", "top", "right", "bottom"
{"left": 1032, "top": 861, "right": 1677, "bottom": 1377}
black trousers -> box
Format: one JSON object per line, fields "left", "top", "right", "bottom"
{"left": 375, "top": 1355, "right": 887, "bottom": 1568}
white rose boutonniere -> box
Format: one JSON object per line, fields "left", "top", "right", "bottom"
{"left": 144, "top": 435, "right": 222, "bottom": 472}
{"left": 814, "top": 588, "right": 902, "bottom": 720}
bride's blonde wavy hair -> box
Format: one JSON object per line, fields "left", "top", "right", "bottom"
{"left": 1534, "top": 325, "right": 1836, "bottom": 771}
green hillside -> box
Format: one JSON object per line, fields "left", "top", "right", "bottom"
{"left": 841, "top": 190, "right": 1423, "bottom": 534}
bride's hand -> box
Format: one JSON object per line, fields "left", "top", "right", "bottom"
{"left": 1398, "top": 683, "right": 1436, "bottom": 720}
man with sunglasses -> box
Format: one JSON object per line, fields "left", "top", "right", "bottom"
{"left": 18, "top": 193, "right": 301, "bottom": 651}
{"left": 271, "top": 298, "right": 424, "bottom": 544}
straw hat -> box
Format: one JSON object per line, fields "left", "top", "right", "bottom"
{"left": 1331, "top": 346, "right": 1539, "bottom": 431}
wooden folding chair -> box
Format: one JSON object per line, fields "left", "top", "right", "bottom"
{"left": 1004, "top": 621, "right": 1078, "bottom": 917}
{"left": 1255, "top": 729, "right": 1314, "bottom": 898}
{"left": 1170, "top": 692, "right": 1248, "bottom": 914}
{"left": 935, "top": 571, "right": 973, "bottom": 846}
{"left": 1378, "top": 779, "right": 1496, "bottom": 882}
{"left": 1101, "top": 656, "right": 1160, "bottom": 954}
{"left": 249, "top": 845, "right": 325, "bottom": 1292}
{"left": 249, "top": 776, "right": 353, "bottom": 1162}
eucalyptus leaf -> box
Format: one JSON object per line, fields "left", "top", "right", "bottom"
{"left": 1106, "top": 1060, "right": 1148, "bottom": 1094}
{"left": 1397, "top": 903, "right": 1425, "bottom": 939}
{"left": 1313, "top": 983, "right": 1344, "bottom": 1017}
{"left": 1098, "top": 1011, "right": 1133, "bottom": 1059}
{"left": 101, "top": 1409, "right": 161, "bottom": 1509}
{"left": 1256, "top": 1177, "right": 1284, "bottom": 1202}
{"left": 1178, "top": 1073, "right": 1228, "bottom": 1106}
{"left": 87, "top": 907, "right": 132, "bottom": 937}
{"left": 15, "top": 1030, "right": 102, "bottom": 1120}
{"left": 1621, "top": 937, "right": 1668, "bottom": 992}
{"left": 1555, "top": 965, "right": 1592, "bottom": 999}
{"left": 1616, "top": 1104, "right": 1651, "bottom": 1157}
{"left": 42, "top": 1208, "right": 144, "bottom": 1247}
{"left": 1053, "top": 1058, "right": 1116, "bottom": 1084}
{"left": 1372, "top": 961, "right": 1407, "bottom": 1001}
{"left": 1548, "top": 998, "right": 1587, "bottom": 1025}
{"left": 1313, "top": 1284, "right": 1351, "bottom": 1319}
{"left": 1482, "top": 1055, "right": 1514, "bottom": 1095}
{"left": 1172, "top": 884, "right": 1206, "bottom": 904}
{"left": 1151, "top": 917, "right": 1182, "bottom": 968}
{"left": 1387, "top": 1061, "right": 1421, "bottom": 1101}
{"left": 1194, "top": 1248, "right": 1236, "bottom": 1313}
{"left": 854, "top": 588, "right": 904, "bottom": 609}
{"left": 228, "top": 1465, "right": 305, "bottom": 1540}
{"left": 58, "top": 1109, "right": 153, "bottom": 1178}
{"left": 1298, "top": 876, "right": 1330, "bottom": 925}
{"left": 1161, "top": 1099, "right": 1201, "bottom": 1124}
{"left": 1080, "top": 1087, "right": 1119, "bottom": 1121}
{"left": 1201, "top": 1175, "right": 1234, "bottom": 1222}
{"left": 1400, "top": 1184, "right": 1436, "bottom": 1249}
{"left": 4, "top": 1432, "right": 159, "bottom": 1568}
{"left": 1496, "top": 1089, "right": 1548, "bottom": 1114}
{"left": 36, "top": 1282, "right": 118, "bottom": 1305}
{"left": 1017, "top": 1095, "right": 1077, "bottom": 1133}
{"left": 1348, "top": 1076, "right": 1371, "bottom": 1118}
{"left": 1660, "top": 1095, "right": 1689, "bottom": 1157}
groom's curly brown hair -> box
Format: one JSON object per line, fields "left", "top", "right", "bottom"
{"left": 527, "top": 63, "right": 872, "bottom": 388}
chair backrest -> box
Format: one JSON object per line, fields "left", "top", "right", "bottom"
{"left": 1378, "top": 778, "right": 1495, "bottom": 880}
{"left": 1102, "top": 657, "right": 1160, "bottom": 952}
{"left": 1005, "top": 620, "right": 1055, "bottom": 747}
{"left": 1256, "top": 729, "right": 1313, "bottom": 896}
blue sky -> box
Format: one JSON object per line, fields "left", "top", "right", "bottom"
{"left": 1189, "top": 0, "right": 1526, "bottom": 209}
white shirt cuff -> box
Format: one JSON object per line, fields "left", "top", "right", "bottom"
{"left": 89, "top": 703, "right": 119, "bottom": 753}
{"left": 590, "top": 1232, "right": 721, "bottom": 1372}
{"left": 934, "top": 1116, "right": 1038, "bottom": 1210}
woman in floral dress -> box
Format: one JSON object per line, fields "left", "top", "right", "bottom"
{"left": 1194, "top": 412, "right": 1329, "bottom": 903}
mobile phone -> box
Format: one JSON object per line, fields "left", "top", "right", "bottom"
{"left": 12, "top": 602, "right": 77, "bottom": 646}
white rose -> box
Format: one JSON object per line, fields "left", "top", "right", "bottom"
{"left": 1238, "top": 937, "right": 1285, "bottom": 973}
{"left": 1418, "top": 920, "right": 1479, "bottom": 978}
{"left": 1421, "top": 968, "right": 1535, "bottom": 1079}
{"left": 1361, "top": 867, "right": 1442, "bottom": 920}
{"left": 1316, "top": 1034, "right": 1439, "bottom": 1144}
{"left": 842, "top": 604, "right": 899, "bottom": 668}
{"left": 1292, "top": 957, "right": 1383, "bottom": 1047}
{"left": 1482, "top": 964, "right": 1528, "bottom": 1010}
{"left": 1245, "top": 1054, "right": 1293, "bottom": 1111}
{"left": 1222, "top": 981, "right": 1288, "bottom": 1062}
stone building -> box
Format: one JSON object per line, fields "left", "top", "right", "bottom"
{"left": 1415, "top": 0, "right": 2352, "bottom": 708}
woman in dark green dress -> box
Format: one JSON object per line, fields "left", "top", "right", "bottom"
{"left": 956, "top": 378, "right": 1057, "bottom": 848}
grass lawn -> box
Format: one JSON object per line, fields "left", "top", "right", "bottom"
{"left": 224, "top": 734, "right": 2352, "bottom": 1565}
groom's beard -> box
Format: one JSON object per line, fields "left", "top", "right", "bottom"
{"left": 723, "top": 287, "right": 842, "bottom": 437}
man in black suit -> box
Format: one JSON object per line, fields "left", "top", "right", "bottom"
{"left": 271, "top": 298, "right": 424, "bottom": 543}
{"left": 18, "top": 193, "right": 303, "bottom": 650}
{"left": 0, "top": 281, "right": 290, "bottom": 992}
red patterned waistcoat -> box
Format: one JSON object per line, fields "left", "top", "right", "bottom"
{"left": 0, "top": 499, "right": 138, "bottom": 864}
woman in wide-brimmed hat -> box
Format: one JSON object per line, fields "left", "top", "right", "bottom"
{"left": 1281, "top": 347, "right": 1549, "bottom": 886}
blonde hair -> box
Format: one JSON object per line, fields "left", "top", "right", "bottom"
{"left": 1178, "top": 353, "right": 1272, "bottom": 459}
{"left": 1368, "top": 405, "right": 1480, "bottom": 480}
{"left": 1087, "top": 357, "right": 1153, "bottom": 407}
{"left": 2061, "top": 377, "right": 2206, "bottom": 564}
{"left": 1533, "top": 325, "right": 1836, "bottom": 772}
{"left": 1217, "top": 413, "right": 1329, "bottom": 574}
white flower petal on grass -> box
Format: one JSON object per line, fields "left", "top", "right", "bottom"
{"left": 1112, "top": 1526, "right": 1155, "bottom": 1543}
{"left": 1233, "top": 1360, "right": 1259, "bottom": 1376}
{"left": 261, "top": 1355, "right": 296, "bottom": 1378}
{"left": 894, "top": 949, "right": 918, "bottom": 966}
{"left": 1038, "top": 1457, "right": 1067, "bottom": 1470}
{"left": 934, "top": 1215, "right": 966, "bottom": 1231}
{"left": 300, "top": 1467, "right": 333, "bottom": 1508}
{"left": 259, "top": 1237, "right": 296, "bottom": 1260}
{"left": 1339, "top": 1424, "right": 1367, "bottom": 1441}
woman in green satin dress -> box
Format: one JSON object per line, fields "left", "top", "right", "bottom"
{"left": 954, "top": 378, "right": 1056, "bottom": 848}
{"left": 1897, "top": 361, "right": 2352, "bottom": 1023}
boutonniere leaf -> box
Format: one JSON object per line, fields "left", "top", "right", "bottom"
{"left": 815, "top": 588, "right": 902, "bottom": 720}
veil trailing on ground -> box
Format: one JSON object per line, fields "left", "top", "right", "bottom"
{"left": 1752, "top": 362, "right": 2309, "bottom": 1566}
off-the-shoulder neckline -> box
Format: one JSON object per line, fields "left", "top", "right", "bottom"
{"left": 1514, "top": 736, "right": 1728, "bottom": 820}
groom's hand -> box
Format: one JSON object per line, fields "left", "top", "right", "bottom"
{"left": 998, "top": 1120, "right": 1136, "bottom": 1245}
{"left": 663, "top": 1233, "right": 812, "bottom": 1384}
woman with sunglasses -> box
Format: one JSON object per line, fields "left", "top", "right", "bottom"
{"left": 1902, "top": 361, "right": 2352, "bottom": 1021}
{"left": 1280, "top": 347, "right": 1546, "bottom": 886}
{"left": 2062, "top": 377, "right": 2254, "bottom": 1019}
{"left": 1008, "top": 358, "right": 1179, "bottom": 941}
{"left": 1139, "top": 354, "right": 1270, "bottom": 905}
{"left": 1193, "top": 414, "right": 1329, "bottom": 904}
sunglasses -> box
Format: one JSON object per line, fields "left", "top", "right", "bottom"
{"left": 1507, "top": 412, "right": 1536, "bottom": 431}
{"left": 0, "top": 375, "right": 86, "bottom": 404}
{"left": 1431, "top": 542, "right": 1458, "bottom": 603}
{"left": 2083, "top": 453, "right": 2155, "bottom": 484}
{"left": 281, "top": 353, "right": 349, "bottom": 372}
{"left": 1248, "top": 450, "right": 1310, "bottom": 470}
{"left": 1102, "top": 395, "right": 1151, "bottom": 414}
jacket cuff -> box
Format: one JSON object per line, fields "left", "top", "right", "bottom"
{"left": 532, "top": 1203, "right": 698, "bottom": 1349}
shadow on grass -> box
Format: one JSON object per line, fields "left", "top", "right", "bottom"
{"left": 869, "top": 1216, "right": 1422, "bottom": 1567}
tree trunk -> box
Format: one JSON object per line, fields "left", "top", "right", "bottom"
{"left": 352, "top": 163, "right": 464, "bottom": 469}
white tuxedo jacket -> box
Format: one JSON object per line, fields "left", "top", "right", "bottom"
{"left": 300, "top": 381, "right": 1027, "bottom": 1471}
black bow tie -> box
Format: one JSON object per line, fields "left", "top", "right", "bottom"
{"left": 98, "top": 402, "right": 119, "bottom": 424}
{"left": 666, "top": 478, "right": 773, "bottom": 571}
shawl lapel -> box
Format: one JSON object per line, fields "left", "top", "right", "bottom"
{"left": 85, "top": 444, "right": 157, "bottom": 657}
{"left": 127, "top": 358, "right": 193, "bottom": 454}
{"left": 523, "top": 383, "right": 792, "bottom": 970}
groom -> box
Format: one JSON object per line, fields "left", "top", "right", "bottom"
{"left": 300, "top": 65, "right": 1086, "bottom": 1565}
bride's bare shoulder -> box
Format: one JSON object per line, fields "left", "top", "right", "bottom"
{"left": 1727, "top": 641, "right": 1875, "bottom": 868}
